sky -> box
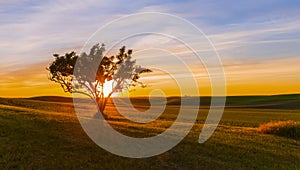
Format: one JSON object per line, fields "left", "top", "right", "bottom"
{"left": 0, "top": 0, "right": 300, "bottom": 97}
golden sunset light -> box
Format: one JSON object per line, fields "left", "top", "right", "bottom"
{"left": 1, "top": 1, "right": 300, "bottom": 169}
{"left": 1, "top": 55, "right": 299, "bottom": 97}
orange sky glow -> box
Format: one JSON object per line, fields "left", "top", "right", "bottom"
{"left": 1, "top": 56, "right": 299, "bottom": 98}
{"left": 1, "top": 1, "right": 300, "bottom": 98}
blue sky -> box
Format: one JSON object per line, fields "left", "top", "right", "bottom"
{"left": 1, "top": 0, "right": 300, "bottom": 65}
{"left": 1, "top": 0, "right": 300, "bottom": 96}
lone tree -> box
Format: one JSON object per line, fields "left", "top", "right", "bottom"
{"left": 48, "top": 43, "right": 152, "bottom": 116}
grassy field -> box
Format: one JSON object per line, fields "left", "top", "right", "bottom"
{"left": 0, "top": 95, "right": 300, "bottom": 169}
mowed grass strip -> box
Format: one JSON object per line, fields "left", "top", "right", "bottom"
{"left": 0, "top": 99, "right": 300, "bottom": 169}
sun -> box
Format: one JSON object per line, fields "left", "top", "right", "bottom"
{"left": 98, "top": 80, "right": 120, "bottom": 98}
{"left": 103, "top": 80, "right": 113, "bottom": 97}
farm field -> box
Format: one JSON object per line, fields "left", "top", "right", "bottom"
{"left": 0, "top": 95, "right": 300, "bottom": 169}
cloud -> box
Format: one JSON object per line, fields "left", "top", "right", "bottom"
{"left": 0, "top": 61, "right": 50, "bottom": 88}
{"left": 0, "top": 0, "right": 133, "bottom": 68}
{"left": 1, "top": 0, "right": 300, "bottom": 67}
{"left": 1, "top": 1, "right": 300, "bottom": 96}
{"left": 205, "top": 16, "right": 300, "bottom": 61}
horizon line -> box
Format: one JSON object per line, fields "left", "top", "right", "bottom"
{"left": 1, "top": 93, "right": 300, "bottom": 99}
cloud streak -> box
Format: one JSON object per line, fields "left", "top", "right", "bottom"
{"left": 1, "top": 1, "right": 300, "bottom": 96}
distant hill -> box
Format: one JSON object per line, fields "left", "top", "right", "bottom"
{"left": 224, "top": 94, "right": 300, "bottom": 110}
{"left": 2, "top": 94, "right": 297, "bottom": 110}
{"left": 27, "top": 96, "right": 74, "bottom": 103}
{"left": 130, "top": 94, "right": 300, "bottom": 110}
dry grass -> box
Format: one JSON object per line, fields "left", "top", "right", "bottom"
{"left": 258, "top": 120, "right": 300, "bottom": 139}
{"left": 1, "top": 97, "right": 300, "bottom": 169}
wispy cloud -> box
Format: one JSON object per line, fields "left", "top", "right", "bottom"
{"left": 1, "top": 1, "right": 300, "bottom": 96}
{"left": 0, "top": 61, "right": 49, "bottom": 87}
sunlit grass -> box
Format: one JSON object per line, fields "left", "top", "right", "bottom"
{"left": 258, "top": 120, "right": 300, "bottom": 139}
{"left": 0, "top": 97, "right": 300, "bottom": 169}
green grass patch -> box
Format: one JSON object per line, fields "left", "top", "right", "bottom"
{"left": 0, "top": 97, "right": 300, "bottom": 169}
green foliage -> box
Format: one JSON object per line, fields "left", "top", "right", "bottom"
{"left": 48, "top": 43, "right": 152, "bottom": 112}
{"left": 48, "top": 52, "right": 77, "bottom": 93}
{"left": 258, "top": 120, "right": 300, "bottom": 139}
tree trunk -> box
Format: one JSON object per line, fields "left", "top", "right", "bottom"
{"left": 94, "top": 85, "right": 115, "bottom": 119}
{"left": 94, "top": 95, "right": 109, "bottom": 119}
{"left": 102, "top": 97, "right": 109, "bottom": 113}
{"left": 94, "top": 96, "right": 107, "bottom": 119}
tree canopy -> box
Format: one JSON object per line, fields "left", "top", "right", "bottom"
{"left": 48, "top": 43, "right": 152, "bottom": 114}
